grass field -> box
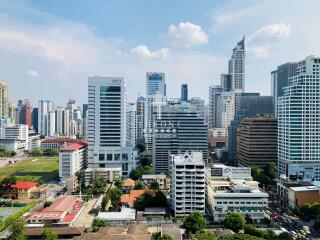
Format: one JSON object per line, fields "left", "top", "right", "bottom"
{"left": 0, "top": 207, "right": 22, "bottom": 219}
{"left": 0, "top": 157, "right": 59, "bottom": 183}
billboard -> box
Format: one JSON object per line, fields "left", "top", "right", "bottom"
{"left": 287, "top": 163, "right": 315, "bottom": 182}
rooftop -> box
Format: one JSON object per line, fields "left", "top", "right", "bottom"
{"left": 42, "top": 138, "right": 87, "bottom": 145}
{"left": 60, "top": 143, "right": 88, "bottom": 151}
{"left": 123, "top": 178, "right": 135, "bottom": 187}
{"left": 290, "top": 186, "right": 319, "bottom": 192}
{"left": 11, "top": 181, "right": 38, "bottom": 189}
{"left": 97, "top": 208, "right": 136, "bottom": 221}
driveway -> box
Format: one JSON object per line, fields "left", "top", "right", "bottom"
{"left": 71, "top": 198, "right": 97, "bottom": 228}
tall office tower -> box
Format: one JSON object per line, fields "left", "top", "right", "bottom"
{"left": 55, "top": 107, "right": 70, "bottom": 136}
{"left": 228, "top": 94, "right": 274, "bottom": 161}
{"left": 221, "top": 74, "right": 232, "bottom": 92}
{"left": 146, "top": 72, "right": 166, "bottom": 152}
{"left": 208, "top": 85, "right": 223, "bottom": 128}
{"left": 189, "top": 97, "right": 205, "bottom": 120}
{"left": 67, "top": 99, "right": 77, "bottom": 121}
{"left": 0, "top": 81, "right": 8, "bottom": 119}
{"left": 271, "top": 62, "right": 298, "bottom": 116}
{"left": 229, "top": 37, "right": 245, "bottom": 91}
{"left": 181, "top": 83, "right": 188, "bottom": 102}
{"left": 216, "top": 92, "right": 234, "bottom": 128}
{"left": 38, "top": 100, "right": 55, "bottom": 136}
{"left": 171, "top": 152, "right": 205, "bottom": 217}
{"left": 82, "top": 104, "right": 88, "bottom": 118}
{"left": 8, "top": 102, "right": 17, "bottom": 124}
{"left": 153, "top": 102, "right": 208, "bottom": 174}
{"left": 126, "top": 103, "right": 137, "bottom": 147}
{"left": 31, "top": 108, "right": 38, "bottom": 133}
{"left": 136, "top": 96, "right": 146, "bottom": 144}
{"left": 17, "top": 99, "right": 33, "bottom": 128}
{"left": 86, "top": 77, "right": 137, "bottom": 179}
{"left": 48, "top": 111, "right": 56, "bottom": 136}
{"left": 237, "top": 116, "right": 277, "bottom": 167}
{"left": 278, "top": 56, "right": 320, "bottom": 182}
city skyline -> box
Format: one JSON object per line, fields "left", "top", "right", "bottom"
{"left": 1, "top": 0, "right": 320, "bottom": 105}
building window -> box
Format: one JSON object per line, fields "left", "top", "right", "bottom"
{"left": 115, "top": 154, "right": 121, "bottom": 161}
{"left": 99, "top": 154, "right": 104, "bottom": 161}
{"left": 107, "top": 154, "right": 113, "bottom": 161}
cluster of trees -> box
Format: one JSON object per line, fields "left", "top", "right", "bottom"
{"left": 92, "top": 218, "right": 108, "bottom": 232}
{"left": 297, "top": 201, "right": 320, "bottom": 230}
{"left": 129, "top": 165, "right": 153, "bottom": 180}
{"left": 251, "top": 163, "right": 277, "bottom": 189}
{"left": 8, "top": 220, "right": 59, "bottom": 240}
{"left": 30, "top": 148, "right": 58, "bottom": 157}
{"left": 0, "top": 149, "right": 15, "bottom": 158}
{"left": 75, "top": 171, "right": 107, "bottom": 198}
{"left": 152, "top": 233, "right": 174, "bottom": 240}
{"left": 108, "top": 178, "right": 123, "bottom": 211}
{"left": 134, "top": 191, "right": 167, "bottom": 211}
{"left": 244, "top": 225, "right": 293, "bottom": 240}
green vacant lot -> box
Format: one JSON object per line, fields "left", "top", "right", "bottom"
{"left": 0, "top": 157, "right": 59, "bottom": 183}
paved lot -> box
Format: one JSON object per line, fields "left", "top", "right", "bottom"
{"left": 71, "top": 198, "right": 97, "bottom": 228}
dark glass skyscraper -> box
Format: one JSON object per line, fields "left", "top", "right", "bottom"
{"left": 181, "top": 83, "right": 188, "bottom": 102}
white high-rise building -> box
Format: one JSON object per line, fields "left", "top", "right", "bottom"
{"left": 146, "top": 72, "right": 166, "bottom": 152}
{"left": 216, "top": 92, "right": 234, "bottom": 128}
{"left": 0, "top": 81, "right": 8, "bottom": 119}
{"left": 86, "top": 77, "right": 137, "bottom": 180}
{"left": 126, "top": 103, "right": 136, "bottom": 147}
{"left": 3, "top": 124, "right": 28, "bottom": 140}
{"left": 278, "top": 56, "right": 320, "bottom": 182}
{"left": 38, "top": 100, "right": 55, "bottom": 136}
{"left": 171, "top": 152, "right": 206, "bottom": 217}
{"left": 229, "top": 37, "right": 245, "bottom": 91}
{"left": 56, "top": 107, "right": 70, "bottom": 136}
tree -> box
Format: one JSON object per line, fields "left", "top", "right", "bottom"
{"left": 219, "top": 234, "right": 265, "bottom": 240}
{"left": 152, "top": 233, "right": 174, "bottom": 240}
{"left": 193, "top": 230, "right": 217, "bottom": 240}
{"left": 114, "top": 178, "right": 123, "bottom": 190}
{"left": 245, "top": 214, "right": 253, "bottom": 224}
{"left": 134, "top": 180, "right": 145, "bottom": 190}
{"left": 314, "top": 215, "right": 320, "bottom": 231}
{"left": 223, "top": 212, "right": 245, "bottom": 233}
{"left": 92, "top": 218, "right": 108, "bottom": 232}
{"left": 276, "top": 232, "right": 293, "bottom": 240}
{"left": 43, "top": 148, "right": 58, "bottom": 156}
{"left": 136, "top": 144, "right": 145, "bottom": 153}
{"left": 90, "top": 173, "right": 107, "bottom": 196}
{"left": 110, "top": 188, "right": 122, "bottom": 211}
{"left": 31, "top": 148, "right": 43, "bottom": 157}
{"left": 183, "top": 212, "right": 205, "bottom": 234}
{"left": 130, "top": 165, "right": 154, "bottom": 180}
{"left": 134, "top": 191, "right": 167, "bottom": 211}
{"left": 140, "top": 155, "right": 152, "bottom": 166}
{"left": 8, "top": 219, "right": 26, "bottom": 240}
{"left": 150, "top": 181, "right": 160, "bottom": 190}
{"left": 75, "top": 171, "right": 85, "bottom": 193}
{"left": 42, "top": 229, "right": 58, "bottom": 240}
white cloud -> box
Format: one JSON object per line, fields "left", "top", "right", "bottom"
{"left": 26, "top": 70, "right": 39, "bottom": 77}
{"left": 247, "top": 46, "right": 269, "bottom": 58}
{"left": 168, "top": 22, "right": 208, "bottom": 47}
{"left": 248, "top": 23, "right": 291, "bottom": 42}
{"left": 130, "top": 45, "right": 170, "bottom": 59}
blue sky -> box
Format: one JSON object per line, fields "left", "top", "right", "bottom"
{"left": 1, "top": 0, "right": 319, "bottom": 105}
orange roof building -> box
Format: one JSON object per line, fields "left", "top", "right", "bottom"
{"left": 121, "top": 190, "right": 154, "bottom": 208}
{"left": 123, "top": 179, "right": 135, "bottom": 188}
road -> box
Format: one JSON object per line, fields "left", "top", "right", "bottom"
{"left": 71, "top": 198, "right": 97, "bottom": 228}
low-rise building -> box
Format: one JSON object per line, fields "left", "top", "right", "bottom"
{"left": 0, "top": 139, "right": 27, "bottom": 155}
{"left": 142, "top": 174, "right": 170, "bottom": 190}
{"left": 123, "top": 179, "right": 135, "bottom": 193}
{"left": 171, "top": 152, "right": 206, "bottom": 217}
{"left": 121, "top": 190, "right": 154, "bottom": 208}
{"left": 27, "top": 134, "right": 42, "bottom": 152}
{"left": 11, "top": 181, "right": 39, "bottom": 199}
{"left": 27, "top": 196, "right": 83, "bottom": 227}
{"left": 97, "top": 207, "right": 136, "bottom": 223}
{"left": 207, "top": 179, "right": 268, "bottom": 223}
{"left": 59, "top": 142, "right": 88, "bottom": 181}
{"left": 84, "top": 167, "right": 122, "bottom": 184}
{"left": 288, "top": 186, "right": 320, "bottom": 209}
{"left": 40, "top": 138, "right": 87, "bottom": 151}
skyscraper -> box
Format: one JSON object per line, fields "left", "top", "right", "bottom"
{"left": 228, "top": 94, "right": 274, "bottom": 161}
{"left": 237, "top": 116, "right": 277, "bottom": 167}
{"left": 17, "top": 99, "right": 33, "bottom": 128}
{"left": 126, "top": 102, "right": 137, "bottom": 147}
{"left": 189, "top": 97, "right": 205, "bottom": 120}
{"left": 0, "top": 81, "right": 8, "bottom": 119}
{"left": 55, "top": 107, "right": 71, "bottom": 136}
{"left": 278, "top": 56, "right": 320, "bottom": 182}
{"left": 152, "top": 102, "right": 208, "bottom": 174}
{"left": 221, "top": 74, "right": 232, "bottom": 92}
{"left": 38, "top": 100, "right": 55, "bottom": 136}
{"left": 146, "top": 72, "right": 166, "bottom": 152}
{"left": 181, "top": 83, "right": 188, "bottom": 102}
{"left": 8, "top": 102, "right": 17, "bottom": 124}
{"left": 271, "top": 62, "right": 298, "bottom": 116}
{"left": 136, "top": 96, "right": 146, "bottom": 143}
{"left": 208, "top": 85, "right": 223, "bottom": 128}
{"left": 31, "top": 108, "right": 38, "bottom": 133}
{"left": 216, "top": 92, "right": 234, "bottom": 128}
{"left": 229, "top": 37, "right": 245, "bottom": 91}
{"left": 86, "top": 76, "right": 137, "bottom": 178}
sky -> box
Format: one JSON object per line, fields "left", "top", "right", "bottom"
{"left": 1, "top": 0, "right": 320, "bottom": 106}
